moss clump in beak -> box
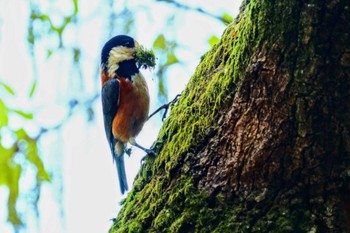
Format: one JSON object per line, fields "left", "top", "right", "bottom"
{"left": 134, "top": 46, "right": 156, "bottom": 69}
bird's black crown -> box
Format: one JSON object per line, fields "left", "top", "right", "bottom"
{"left": 101, "top": 35, "right": 135, "bottom": 66}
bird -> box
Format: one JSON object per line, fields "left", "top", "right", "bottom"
{"left": 100, "top": 35, "right": 153, "bottom": 194}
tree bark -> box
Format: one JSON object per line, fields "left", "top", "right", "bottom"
{"left": 110, "top": 0, "right": 350, "bottom": 232}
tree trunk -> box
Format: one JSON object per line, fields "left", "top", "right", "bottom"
{"left": 110, "top": 0, "right": 350, "bottom": 232}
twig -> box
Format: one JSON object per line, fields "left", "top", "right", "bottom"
{"left": 148, "top": 94, "right": 181, "bottom": 121}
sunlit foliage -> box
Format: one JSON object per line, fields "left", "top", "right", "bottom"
{"left": 0, "top": 81, "right": 50, "bottom": 229}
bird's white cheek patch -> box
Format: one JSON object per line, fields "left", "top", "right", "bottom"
{"left": 107, "top": 46, "right": 135, "bottom": 77}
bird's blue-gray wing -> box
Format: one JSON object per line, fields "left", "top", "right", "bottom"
{"left": 101, "top": 79, "right": 119, "bottom": 145}
{"left": 101, "top": 79, "right": 128, "bottom": 194}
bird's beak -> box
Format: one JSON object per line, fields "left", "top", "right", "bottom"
{"left": 134, "top": 40, "right": 141, "bottom": 51}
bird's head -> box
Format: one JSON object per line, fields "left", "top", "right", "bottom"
{"left": 101, "top": 35, "right": 155, "bottom": 80}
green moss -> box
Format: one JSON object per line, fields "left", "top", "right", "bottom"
{"left": 112, "top": 174, "right": 315, "bottom": 232}
{"left": 127, "top": 221, "right": 143, "bottom": 233}
{"left": 134, "top": 46, "right": 156, "bottom": 69}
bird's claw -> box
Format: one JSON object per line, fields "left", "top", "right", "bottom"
{"left": 125, "top": 148, "right": 132, "bottom": 157}
{"left": 145, "top": 148, "right": 155, "bottom": 155}
{"left": 140, "top": 149, "right": 156, "bottom": 164}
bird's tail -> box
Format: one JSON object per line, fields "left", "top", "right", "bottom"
{"left": 112, "top": 141, "right": 128, "bottom": 194}
{"left": 115, "top": 154, "right": 128, "bottom": 194}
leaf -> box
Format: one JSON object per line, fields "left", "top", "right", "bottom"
{"left": 13, "top": 110, "right": 33, "bottom": 119}
{"left": 165, "top": 54, "right": 179, "bottom": 66}
{"left": 47, "top": 49, "right": 53, "bottom": 58}
{"left": 29, "top": 80, "right": 37, "bottom": 98}
{"left": 221, "top": 13, "right": 233, "bottom": 24}
{"left": 72, "top": 0, "right": 79, "bottom": 14}
{"left": 208, "top": 35, "right": 220, "bottom": 47}
{"left": 153, "top": 34, "right": 166, "bottom": 50}
{"left": 7, "top": 164, "right": 23, "bottom": 227}
{"left": 0, "top": 144, "right": 22, "bottom": 226}
{"left": 38, "top": 14, "right": 50, "bottom": 22}
{"left": 15, "top": 128, "right": 28, "bottom": 140}
{"left": 26, "top": 139, "right": 51, "bottom": 182}
{"left": 0, "top": 82, "right": 15, "bottom": 95}
{"left": 158, "top": 76, "right": 167, "bottom": 100}
{"left": 0, "top": 144, "right": 15, "bottom": 185}
{"left": 27, "top": 26, "right": 35, "bottom": 46}
{"left": 0, "top": 100, "right": 9, "bottom": 127}
{"left": 125, "top": 17, "right": 134, "bottom": 34}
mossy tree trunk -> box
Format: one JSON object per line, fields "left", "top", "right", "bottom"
{"left": 110, "top": 0, "right": 350, "bottom": 232}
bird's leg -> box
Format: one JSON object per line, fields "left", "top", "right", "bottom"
{"left": 129, "top": 137, "right": 155, "bottom": 155}
{"left": 148, "top": 94, "right": 181, "bottom": 121}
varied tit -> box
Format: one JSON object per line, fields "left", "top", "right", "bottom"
{"left": 100, "top": 35, "right": 153, "bottom": 194}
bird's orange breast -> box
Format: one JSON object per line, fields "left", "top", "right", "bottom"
{"left": 112, "top": 75, "right": 150, "bottom": 142}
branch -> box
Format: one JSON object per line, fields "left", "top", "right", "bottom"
{"left": 156, "top": 0, "right": 224, "bottom": 22}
